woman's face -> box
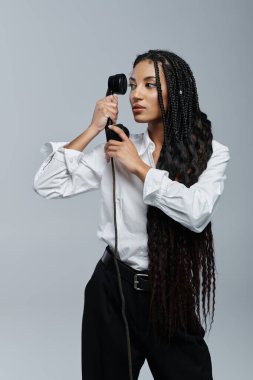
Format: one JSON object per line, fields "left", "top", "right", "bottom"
{"left": 128, "top": 59, "right": 168, "bottom": 124}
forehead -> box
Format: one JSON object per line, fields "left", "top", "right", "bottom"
{"left": 129, "top": 59, "right": 164, "bottom": 81}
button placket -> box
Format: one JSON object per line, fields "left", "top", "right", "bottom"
{"left": 115, "top": 197, "right": 122, "bottom": 224}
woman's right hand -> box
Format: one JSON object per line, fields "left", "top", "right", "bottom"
{"left": 89, "top": 94, "right": 118, "bottom": 132}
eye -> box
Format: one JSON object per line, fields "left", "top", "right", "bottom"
{"left": 146, "top": 83, "right": 156, "bottom": 88}
{"left": 128, "top": 83, "right": 156, "bottom": 89}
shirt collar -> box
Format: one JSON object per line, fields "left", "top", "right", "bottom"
{"left": 138, "top": 127, "right": 156, "bottom": 156}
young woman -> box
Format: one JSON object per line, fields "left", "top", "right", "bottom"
{"left": 34, "top": 49, "right": 230, "bottom": 380}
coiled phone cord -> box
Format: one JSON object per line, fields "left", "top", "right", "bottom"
{"left": 110, "top": 156, "right": 134, "bottom": 380}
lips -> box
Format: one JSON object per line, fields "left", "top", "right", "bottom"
{"left": 133, "top": 107, "right": 145, "bottom": 113}
{"left": 132, "top": 105, "right": 145, "bottom": 110}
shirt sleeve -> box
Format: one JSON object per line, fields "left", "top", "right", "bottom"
{"left": 142, "top": 140, "right": 230, "bottom": 233}
{"left": 33, "top": 141, "right": 107, "bottom": 199}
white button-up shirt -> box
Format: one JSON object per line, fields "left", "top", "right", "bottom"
{"left": 33, "top": 127, "right": 230, "bottom": 270}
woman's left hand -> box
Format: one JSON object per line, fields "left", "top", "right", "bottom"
{"left": 104, "top": 124, "right": 144, "bottom": 174}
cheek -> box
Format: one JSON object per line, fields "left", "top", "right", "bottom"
{"left": 149, "top": 94, "right": 161, "bottom": 115}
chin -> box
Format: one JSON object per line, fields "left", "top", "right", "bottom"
{"left": 133, "top": 114, "right": 149, "bottom": 122}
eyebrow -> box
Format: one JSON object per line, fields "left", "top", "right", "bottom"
{"left": 129, "top": 76, "right": 156, "bottom": 81}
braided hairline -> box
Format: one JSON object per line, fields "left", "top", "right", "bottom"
{"left": 147, "top": 50, "right": 199, "bottom": 143}
{"left": 153, "top": 58, "right": 168, "bottom": 148}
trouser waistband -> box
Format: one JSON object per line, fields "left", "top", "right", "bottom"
{"left": 101, "top": 245, "right": 150, "bottom": 292}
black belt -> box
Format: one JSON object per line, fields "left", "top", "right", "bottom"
{"left": 101, "top": 246, "right": 150, "bottom": 292}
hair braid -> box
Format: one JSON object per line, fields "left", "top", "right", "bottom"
{"left": 153, "top": 58, "right": 168, "bottom": 149}
{"left": 132, "top": 49, "right": 215, "bottom": 340}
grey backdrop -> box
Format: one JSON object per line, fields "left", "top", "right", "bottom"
{"left": 1, "top": 0, "right": 252, "bottom": 379}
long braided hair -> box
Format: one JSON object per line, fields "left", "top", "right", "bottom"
{"left": 132, "top": 49, "right": 215, "bottom": 342}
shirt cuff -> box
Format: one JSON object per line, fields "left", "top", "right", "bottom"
{"left": 143, "top": 167, "right": 170, "bottom": 204}
{"left": 59, "top": 147, "right": 83, "bottom": 174}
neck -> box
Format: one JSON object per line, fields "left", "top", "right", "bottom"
{"left": 147, "top": 121, "right": 164, "bottom": 149}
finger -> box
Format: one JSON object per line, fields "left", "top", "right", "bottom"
{"left": 104, "top": 113, "right": 118, "bottom": 124}
{"left": 106, "top": 94, "right": 118, "bottom": 103}
{"left": 105, "top": 148, "right": 116, "bottom": 159}
{"left": 107, "top": 140, "right": 122, "bottom": 146}
{"left": 107, "top": 150, "right": 118, "bottom": 158}
{"left": 106, "top": 103, "right": 118, "bottom": 112}
{"left": 108, "top": 125, "right": 128, "bottom": 141}
{"left": 108, "top": 102, "right": 118, "bottom": 107}
{"left": 107, "top": 145, "right": 119, "bottom": 152}
{"left": 104, "top": 141, "right": 121, "bottom": 156}
{"left": 112, "top": 95, "right": 118, "bottom": 103}
{"left": 105, "top": 104, "right": 118, "bottom": 116}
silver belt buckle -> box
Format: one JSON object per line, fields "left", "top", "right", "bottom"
{"left": 134, "top": 273, "right": 149, "bottom": 291}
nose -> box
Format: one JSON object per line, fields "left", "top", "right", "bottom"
{"left": 130, "top": 84, "right": 144, "bottom": 101}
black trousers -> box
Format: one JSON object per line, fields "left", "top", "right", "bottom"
{"left": 81, "top": 247, "right": 213, "bottom": 380}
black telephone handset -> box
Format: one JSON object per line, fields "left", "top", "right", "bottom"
{"left": 104, "top": 74, "right": 133, "bottom": 380}
{"left": 104, "top": 73, "right": 130, "bottom": 142}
